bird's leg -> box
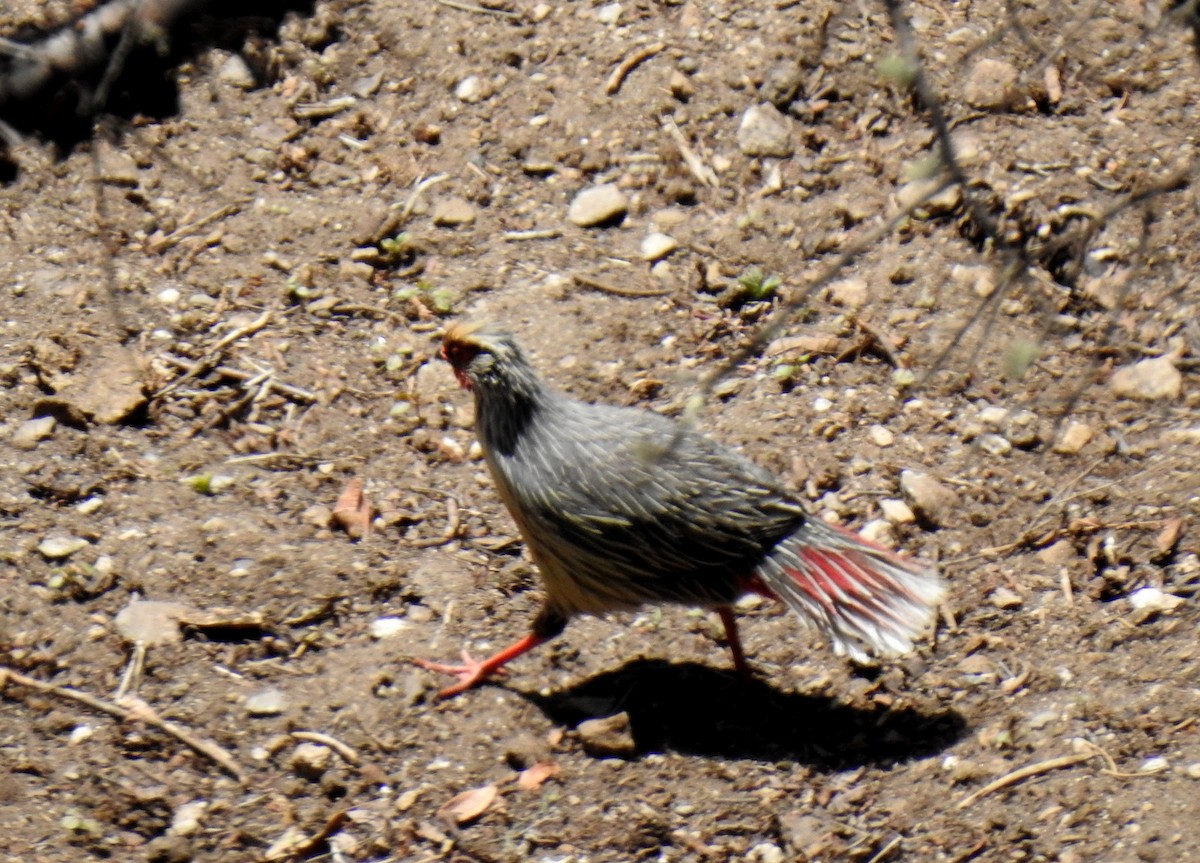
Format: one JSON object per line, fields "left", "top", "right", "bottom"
{"left": 717, "top": 606, "right": 752, "bottom": 678}
{"left": 414, "top": 605, "right": 567, "bottom": 699}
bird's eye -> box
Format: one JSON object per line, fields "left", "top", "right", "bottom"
{"left": 442, "top": 341, "right": 480, "bottom": 369}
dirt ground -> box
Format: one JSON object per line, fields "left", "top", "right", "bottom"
{"left": 2, "top": 0, "right": 1199, "bottom": 861}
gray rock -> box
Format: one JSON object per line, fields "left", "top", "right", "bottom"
{"left": 577, "top": 712, "right": 636, "bottom": 757}
{"left": 737, "top": 103, "right": 794, "bottom": 158}
{"left": 899, "top": 470, "right": 960, "bottom": 528}
{"left": 964, "top": 58, "right": 1020, "bottom": 109}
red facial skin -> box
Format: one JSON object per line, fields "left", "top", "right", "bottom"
{"left": 441, "top": 342, "right": 474, "bottom": 390}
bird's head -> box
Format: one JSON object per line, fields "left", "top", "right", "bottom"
{"left": 441, "top": 321, "right": 531, "bottom": 393}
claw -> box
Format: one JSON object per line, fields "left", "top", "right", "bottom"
{"left": 412, "top": 650, "right": 509, "bottom": 699}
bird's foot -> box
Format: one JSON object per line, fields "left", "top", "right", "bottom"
{"left": 412, "top": 650, "right": 507, "bottom": 699}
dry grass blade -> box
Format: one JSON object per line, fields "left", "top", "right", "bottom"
{"left": 957, "top": 751, "right": 1099, "bottom": 808}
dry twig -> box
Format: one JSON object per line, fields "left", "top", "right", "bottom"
{"left": 605, "top": 41, "right": 666, "bottom": 95}
{"left": 0, "top": 666, "right": 246, "bottom": 782}
{"left": 573, "top": 273, "right": 671, "bottom": 298}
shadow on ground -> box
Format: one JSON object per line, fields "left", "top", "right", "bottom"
{"left": 0, "top": 0, "right": 316, "bottom": 175}
{"left": 524, "top": 659, "right": 966, "bottom": 768}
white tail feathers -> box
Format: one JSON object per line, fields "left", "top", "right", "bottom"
{"left": 755, "top": 518, "right": 943, "bottom": 662}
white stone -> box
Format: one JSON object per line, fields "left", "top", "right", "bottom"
{"left": 879, "top": 498, "right": 916, "bottom": 525}
{"left": 827, "top": 277, "right": 868, "bottom": 308}
{"left": 371, "top": 617, "right": 409, "bottom": 639}
{"left": 455, "top": 76, "right": 484, "bottom": 103}
{"left": 1111, "top": 354, "right": 1182, "bottom": 401}
{"left": 964, "top": 58, "right": 1020, "bottom": 109}
{"left": 567, "top": 184, "right": 628, "bottom": 227}
{"left": 12, "top": 416, "right": 56, "bottom": 450}
{"left": 867, "top": 424, "right": 894, "bottom": 447}
{"left": 899, "top": 470, "right": 960, "bottom": 528}
{"left": 596, "top": 2, "right": 622, "bottom": 24}
{"left": 158, "top": 286, "right": 181, "bottom": 306}
{"left": 1128, "top": 587, "right": 1184, "bottom": 613}
{"left": 641, "top": 232, "right": 678, "bottom": 261}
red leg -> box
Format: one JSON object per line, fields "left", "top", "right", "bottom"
{"left": 717, "top": 606, "right": 752, "bottom": 678}
{"left": 414, "top": 632, "right": 547, "bottom": 699}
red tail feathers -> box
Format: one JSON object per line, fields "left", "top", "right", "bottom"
{"left": 754, "top": 517, "right": 943, "bottom": 661}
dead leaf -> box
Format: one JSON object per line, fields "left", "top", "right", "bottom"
{"left": 331, "top": 477, "right": 371, "bottom": 540}
{"left": 1155, "top": 518, "right": 1184, "bottom": 557}
{"left": 517, "top": 761, "right": 560, "bottom": 792}
{"left": 437, "top": 784, "right": 497, "bottom": 825}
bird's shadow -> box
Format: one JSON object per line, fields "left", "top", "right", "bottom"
{"left": 522, "top": 659, "right": 966, "bottom": 769}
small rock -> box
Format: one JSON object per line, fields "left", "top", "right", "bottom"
{"left": 879, "top": 498, "right": 916, "bottom": 525}
{"left": 1004, "top": 409, "right": 1041, "bottom": 448}
{"left": 503, "top": 733, "right": 552, "bottom": 770}
{"left": 978, "top": 406, "right": 1008, "bottom": 428}
{"left": 158, "top": 286, "right": 181, "bottom": 306}
{"left": 1141, "top": 756, "right": 1170, "bottom": 773}
{"left": 1053, "top": 421, "right": 1094, "bottom": 455}
{"left": 37, "top": 535, "right": 89, "bottom": 560}
{"left": 951, "top": 263, "right": 996, "bottom": 298}
{"left": 827, "top": 277, "right": 868, "bottom": 308}
{"left": 12, "top": 416, "right": 56, "bottom": 450}
{"left": 115, "top": 600, "right": 191, "bottom": 645}
{"left": 896, "top": 177, "right": 962, "bottom": 217}
{"left": 1128, "top": 587, "right": 1184, "bottom": 615}
{"left": 990, "top": 587, "right": 1023, "bottom": 609}
{"left": 1110, "top": 354, "right": 1182, "bottom": 401}
{"left": 454, "top": 76, "right": 484, "bottom": 103}
{"left": 1037, "top": 539, "right": 1075, "bottom": 565}
{"left": 978, "top": 433, "right": 1012, "bottom": 456}
{"left": 899, "top": 470, "right": 960, "bottom": 528}
{"left": 169, "top": 801, "right": 208, "bottom": 837}
{"left": 1027, "top": 710, "right": 1057, "bottom": 730}
{"left": 737, "top": 103, "right": 794, "bottom": 158}
{"left": 143, "top": 834, "right": 195, "bottom": 863}
{"left": 370, "top": 617, "right": 408, "bottom": 639}
{"left": 290, "top": 743, "right": 332, "bottom": 779}
{"left": 219, "top": 54, "right": 256, "bottom": 89}
{"left": 964, "top": 58, "right": 1020, "bottom": 109}
{"left": 867, "top": 424, "right": 894, "bottom": 447}
{"left": 669, "top": 69, "right": 695, "bottom": 100}
{"left": 747, "top": 843, "right": 786, "bottom": 863}
{"left": 859, "top": 519, "right": 896, "bottom": 547}
{"left": 641, "top": 232, "right": 678, "bottom": 261}
{"left": 432, "top": 197, "right": 477, "bottom": 227}
{"left": 567, "top": 183, "right": 628, "bottom": 227}
{"left": 1185, "top": 763, "right": 1200, "bottom": 780}
{"left": 245, "top": 688, "right": 289, "bottom": 716}
{"left": 577, "top": 712, "right": 636, "bottom": 758}
{"left": 596, "top": 2, "right": 622, "bottom": 24}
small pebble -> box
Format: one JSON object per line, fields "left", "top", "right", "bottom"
{"left": 990, "top": 587, "right": 1023, "bottom": 609}
{"left": 879, "top": 498, "right": 916, "bottom": 525}
{"left": 896, "top": 177, "right": 963, "bottom": 217}
{"left": 577, "top": 712, "right": 636, "bottom": 758}
{"left": 567, "top": 183, "right": 628, "bottom": 227}
{"left": 12, "top": 416, "right": 56, "bottom": 450}
{"left": 37, "top": 535, "right": 89, "bottom": 560}
{"left": 978, "top": 433, "right": 1012, "bottom": 456}
{"left": 218, "top": 54, "right": 256, "bottom": 89}
{"left": 867, "top": 425, "right": 895, "bottom": 447}
{"left": 812, "top": 397, "right": 833, "bottom": 413}
{"left": 158, "top": 286, "right": 181, "bottom": 306}
{"left": 978, "top": 406, "right": 1008, "bottom": 428}
{"left": 736, "top": 103, "right": 794, "bottom": 158}
{"left": 859, "top": 519, "right": 896, "bottom": 547}
{"left": 1185, "top": 763, "right": 1200, "bottom": 780}
{"left": 1128, "top": 587, "right": 1184, "bottom": 614}
{"left": 1004, "top": 410, "right": 1041, "bottom": 448}
{"left": 1110, "top": 354, "right": 1182, "bottom": 401}
{"left": 827, "top": 277, "right": 868, "bottom": 309}
{"left": 964, "top": 58, "right": 1020, "bottom": 109}
{"left": 641, "top": 232, "right": 678, "bottom": 261}
{"left": 1141, "top": 756, "right": 1170, "bottom": 773}
{"left": 454, "top": 76, "right": 484, "bottom": 103}
{"left": 432, "top": 197, "right": 477, "bottom": 227}
{"left": 169, "top": 800, "right": 208, "bottom": 837}
{"left": 245, "top": 688, "right": 289, "bottom": 717}
{"left": 1053, "top": 421, "right": 1094, "bottom": 455}
{"left": 899, "top": 470, "right": 960, "bottom": 528}
{"left": 669, "top": 69, "right": 695, "bottom": 100}
{"left": 746, "top": 843, "right": 786, "bottom": 863}
{"left": 595, "top": 2, "right": 622, "bottom": 24}
{"left": 370, "top": 617, "right": 409, "bottom": 639}
{"left": 1037, "top": 539, "right": 1074, "bottom": 565}
{"left": 290, "top": 743, "right": 333, "bottom": 779}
